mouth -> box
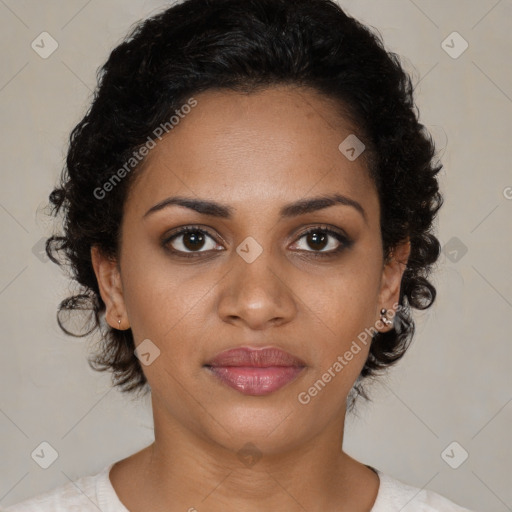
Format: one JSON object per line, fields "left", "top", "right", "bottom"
{"left": 204, "top": 347, "right": 306, "bottom": 396}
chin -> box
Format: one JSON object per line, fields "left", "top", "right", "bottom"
{"left": 198, "top": 399, "right": 312, "bottom": 457}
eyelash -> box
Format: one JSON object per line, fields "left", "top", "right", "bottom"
{"left": 161, "top": 225, "right": 353, "bottom": 259}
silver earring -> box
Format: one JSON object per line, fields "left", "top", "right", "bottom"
{"left": 118, "top": 318, "right": 122, "bottom": 329}
{"left": 380, "top": 308, "right": 393, "bottom": 326}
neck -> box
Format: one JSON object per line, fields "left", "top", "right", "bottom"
{"left": 119, "top": 398, "right": 380, "bottom": 511}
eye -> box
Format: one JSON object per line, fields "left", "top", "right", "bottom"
{"left": 162, "top": 224, "right": 353, "bottom": 259}
{"left": 162, "top": 226, "right": 222, "bottom": 257}
{"left": 291, "top": 226, "right": 352, "bottom": 256}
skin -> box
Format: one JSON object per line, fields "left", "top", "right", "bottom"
{"left": 91, "top": 85, "right": 410, "bottom": 512}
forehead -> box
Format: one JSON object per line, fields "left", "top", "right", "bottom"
{"left": 125, "top": 86, "right": 379, "bottom": 224}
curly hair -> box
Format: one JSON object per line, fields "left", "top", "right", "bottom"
{"left": 46, "top": 0, "right": 443, "bottom": 406}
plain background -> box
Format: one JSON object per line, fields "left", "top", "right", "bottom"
{"left": 0, "top": 1, "right": 510, "bottom": 510}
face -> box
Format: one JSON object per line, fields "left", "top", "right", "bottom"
{"left": 92, "top": 86, "right": 409, "bottom": 456}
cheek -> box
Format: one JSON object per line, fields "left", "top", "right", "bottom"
{"left": 306, "top": 263, "right": 381, "bottom": 341}
{"left": 120, "top": 261, "right": 221, "bottom": 411}
{"left": 296, "top": 258, "right": 382, "bottom": 391}
{"left": 296, "top": 282, "right": 378, "bottom": 409}
{"left": 120, "top": 245, "right": 222, "bottom": 362}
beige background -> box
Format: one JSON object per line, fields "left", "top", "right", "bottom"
{"left": 0, "top": 1, "right": 510, "bottom": 510}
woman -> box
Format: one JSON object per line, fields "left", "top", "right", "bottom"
{"left": 5, "top": 0, "right": 474, "bottom": 510}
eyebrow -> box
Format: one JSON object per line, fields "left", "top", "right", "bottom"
{"left": 144, "top": 193, "right": 367, "bottom": 224}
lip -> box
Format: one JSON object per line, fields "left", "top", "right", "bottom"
{"left": 204, "top": 347, "right": 306, "bottom": 396}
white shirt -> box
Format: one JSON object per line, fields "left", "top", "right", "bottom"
{"left": 3, "top": 462, "right": 475, "bottom": 511}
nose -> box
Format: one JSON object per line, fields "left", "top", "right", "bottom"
{"left": 217, "top": 245, "right": 297, "bottom": 331}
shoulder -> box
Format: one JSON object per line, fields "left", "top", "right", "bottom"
{"left": 2, "top": 464, "right": 121, "bottom": 512}
{"left": 372, "top": 470, "right": 475, "bottom": 512}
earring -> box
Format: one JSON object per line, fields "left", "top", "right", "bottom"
{"left": 117, "top": 318, "right": 122, "bottom": 330}
{"left": 380, "top": 308, "right": 393, "bottom": 326}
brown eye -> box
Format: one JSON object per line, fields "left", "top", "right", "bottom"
{"left": 305, "top": 231, "right": 329, "bottom": 251}
{"left": 292, "top": 226, "right": 353, "bottom": 255}
{"left": 181, "top": 230, "right": 206, "bottom": 251}
{"left": 163, "top": 227, "right": 220, "bottom": 255}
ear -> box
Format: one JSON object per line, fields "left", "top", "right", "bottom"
{"left": 90, "top": 246, "right": 129, "bottom": 330}
{"left": 376, "top": 237, "right": 411, "bottom": 332}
